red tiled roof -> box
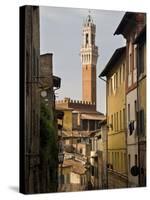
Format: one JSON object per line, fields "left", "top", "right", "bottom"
{"left": 62, "top": 159, "right": 86, "bottom": 175}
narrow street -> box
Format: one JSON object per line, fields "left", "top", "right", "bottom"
{"left": 20, "top": 5, "right": 146, "bottom": 194}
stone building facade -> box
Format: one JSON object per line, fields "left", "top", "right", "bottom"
{"left": 39, "top": 53, "right": 60, "bottom": 193}
{"left": 20, "top": 6, "right": 40, "bottom": 194}
{"left": 20, "top": 6, "right": 61, "bottom": 193}
{"left": 40, "top": 53, "right": 60, "bottom": 109}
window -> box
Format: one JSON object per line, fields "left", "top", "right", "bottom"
{"left": 80, "top": 148, "right": 82, "bottom": 154}
{"left": 91, "top": 34, "right": 94, "bottom": 45}
{"left": 112, "top": 152, "right": 114, "bottom": 167}
{"left": 111, "top": 114, "right": 113, "bottom": 130}
{"left": 82, "top": 120, "right": 88, "bottom": 131}
{"left": 138, "top": 43, "right": 144, "bottom": 75}
{"left": 77, "top": 138, "right": 81, "bottom": 143}
{"left": 91, "top": 166, "right": 94, "bottom": 176}
{"left": 123, "top": 108, "right": 125, "bottom": 129}
{"left": 128, "top": 104, "right": 130, "bottom": 122}
{"left": 116, "top": 112, "right": 118, "bottom": 131}
{"left": 86, "top": 33, "right": 89, "bottom": 44}
{"left": 120, "top": 110, "right": 122, "bottom": 130}
{"left": 120, "top": 67, "right": 122, "bottom": 84}
{"left": 116, "top": 72, "right": 118, "bottom": 89}
{"left": 111, "top": 78, "right": 113, "bottom": 94}
{"left": 129, "top": 53, "right": 132, "bottom": 73}
{"left": 89, "top": 120, "right": 95, "bottom": 131}
{"left": 121, "top": 152, "right": 123, "bottom": 170}
{"left": 114, "top": 152, "right": 117, "bottom": 169}
{"left": 134, "top": 46, "right": 137, "bottom": 69}
{"left": 114, "top": 113, "right": 116, "bottom": 131}
{"left": 114, "top": 74, "right": 116, "bottom": 90}
{"left": 61, "top": 174, "right": 64, "bottom": 184}
{"left": 139, "top": 109, "right": 145, "bottom": 135}
{"left": 134, "top": 100, "right": 137, "bottom": 121}
{"left": 107, "top": 116, "right": 109, "bottom": 126}
{"left": 124, "top": 153, "right": 126, "bottom": 171}
{"left": 107, "top": 81, "right": 109, "bottom": 96}
{"left": 109, "top": 79, "right": 111, "bottom": 95}
{"left": 117, "top": 152, "right": 119, "bottom": 170}
{"left": 80, "top": 177, "right": 83, "bottom": 185}
{"left": 65, "top": 174, "right": 70, "bottom": 184}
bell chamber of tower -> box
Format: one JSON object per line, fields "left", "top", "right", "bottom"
{"left": 80, "top": 14, "right": 98, "bottom": 105}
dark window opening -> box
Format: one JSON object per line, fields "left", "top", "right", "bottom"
{"left": 82, "top": 120, "right": 88, "bottom": 131}
{"left": 135, "top": 154, "right": 138, "bottom": 166}
{"left": 91, "top": 166, "right": 94, "bottom": 176}
{"left": 86, "top": 33, "right": 89, "bottom": 44}
{"left": 138, "top": 109, "right": 145, "bottom": 135}
{"left": 80, "top": 148, "right": 82, "bottom": 154}
{"left": 89, "top": 120, "right": 95, "bottom": 131}
{"left": 138, "top": 43, "right": 144, "bottom": 76}
{"left": 91, "top": 34, "right": 94, "bottom": 45}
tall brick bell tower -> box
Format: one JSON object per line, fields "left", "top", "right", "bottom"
{"left": 80, "top": 14, "right": 98, "bottom": 105}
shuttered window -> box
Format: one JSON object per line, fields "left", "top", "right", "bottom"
{"left": 139, "top": 43, "right": 144, "bottom": 75}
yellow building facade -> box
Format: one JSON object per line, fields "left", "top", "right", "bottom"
{"left": 57, "top": 107, "right": 73, "bottom": 131}
{"left": 100, "top": 47, "right": 127, "bottom": 188}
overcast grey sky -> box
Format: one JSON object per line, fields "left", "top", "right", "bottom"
{"left": 40, "top": 6, "right": 125, "bottom": 114}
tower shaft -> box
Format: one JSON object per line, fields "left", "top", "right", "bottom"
{"left": 80, "top": 15, "right": 98, "bottom": 105}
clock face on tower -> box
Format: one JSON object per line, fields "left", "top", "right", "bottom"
{"left": 40, "top": 90, "right": 47, "bottom": 98}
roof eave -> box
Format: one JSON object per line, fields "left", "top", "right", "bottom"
{"left": 99, "top": 46, "right": 126, "bottom": 77}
